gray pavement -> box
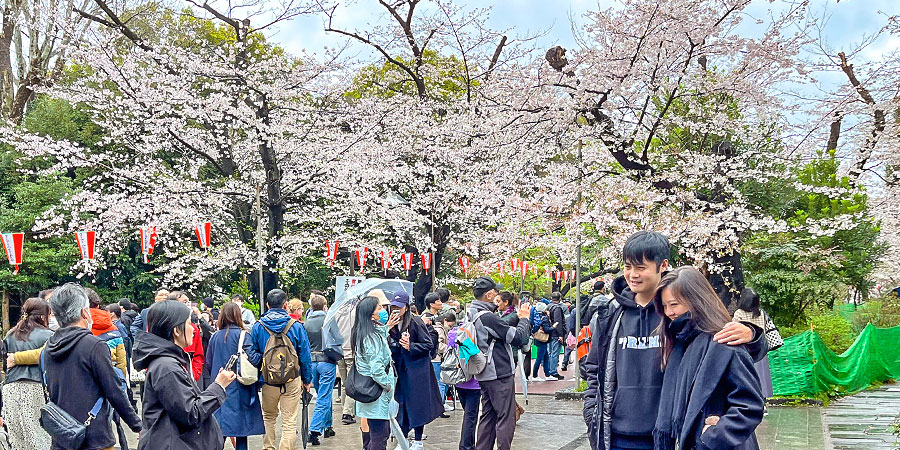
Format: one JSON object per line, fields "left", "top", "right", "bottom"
{"left": 116, "top": 379, "right": 900, "bottom": 450}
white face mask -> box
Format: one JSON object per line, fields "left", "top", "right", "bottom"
{"left": 48, "top": 315, "right": 59, "bottom": 331}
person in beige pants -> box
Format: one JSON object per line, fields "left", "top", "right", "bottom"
{"left": 336, "top": 357, "right": 356, "bottom": 423}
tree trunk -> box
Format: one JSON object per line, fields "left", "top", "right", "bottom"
{"left": 0, "top": 5, "right": 14, "bottom": 118}
{"left": 708, "top": 250, "right": 745, "bottom": 312}
{"left": 2, "top": 289, "right": 9, "bottom": 332}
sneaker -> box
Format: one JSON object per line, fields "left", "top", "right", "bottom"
{"left": 324, "top": 427, "right": 336, "bottom": 438}
{"left": 440, "top": 413, "right": 451, "bottom": 418}
{"left": 444, "top": 403, "right": 455, "bottom": 412}
{"left": 411, "top": 441, "right": 425, "bottom": 450}
{"left": 308, "top": 431, "right": 321, "bottom": 446}
{"left": 552, "top": 374, "right": 565, "bottom": 380}
{"left": 342, "top": 414, "right": 356, "bottom": 425}
{"left": 532, "top": 377, "right": 546, "bottom": 382}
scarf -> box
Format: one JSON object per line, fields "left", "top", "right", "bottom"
{"left": 654, "top": 315, "right": 704, "bottom": 450}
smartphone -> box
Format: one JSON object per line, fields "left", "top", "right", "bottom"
{"left": 402, "top": 331, "right": 410, "bottom": 338}
{"left": 224, "top": 354, "right": 239, "bottom": 373}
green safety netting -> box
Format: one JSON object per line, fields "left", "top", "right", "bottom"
{"left": 769, "top": 324, "right": 900, "bottom": 397}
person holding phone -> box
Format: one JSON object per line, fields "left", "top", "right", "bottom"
{"left": 204, "top": 302, "right": 264, "bottom": 450}
{"left": 134, "top": 300, "right": 236, "bottom": 450}
{"left": 387, "top": 292, "right": 444, "bottom": 450}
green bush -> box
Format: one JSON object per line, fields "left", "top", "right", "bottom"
{"left": 781, "top": 309, "right": 856, "bottom": 354}
{"left": 850, "top": 297, "right": 900, "bottom": 332}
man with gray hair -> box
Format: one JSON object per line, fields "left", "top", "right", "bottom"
{"left": 43, "top": 283, "right": 142, "bottom": 449}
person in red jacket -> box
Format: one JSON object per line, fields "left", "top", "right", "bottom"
{"left": 168, "top": 291, "right": 205, "bottom": 381}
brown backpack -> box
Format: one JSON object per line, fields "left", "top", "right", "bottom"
{"left": 260, "top": 319, "right": 300, "bottom": 386}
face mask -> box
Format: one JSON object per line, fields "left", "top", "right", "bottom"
{"left": 377, "top": 309, "right": 389, "bottom": 325}
{"left": 48, "top": 315, "right": 59, "bottom": 331}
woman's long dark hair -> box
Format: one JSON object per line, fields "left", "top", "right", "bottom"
{"left": 738, "top": 288, "right": 761, "bottom": 318}
{"left": 147, "top": 300, "right": 191, "bottom": 341}
{"left": 13, "top": 297, "right": 50, "bottom": 341}
{"left": 351, "top": 296, "right": 380, "bottom": 355}
{"left": 217, "top": 302, "right": 244, "bottom": 341}
{"left": 654, "top": 266, "right": 732, "bottom": 368}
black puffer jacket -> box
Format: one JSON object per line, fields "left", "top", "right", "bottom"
{"left": 133, "top": 332, "right": 226, "bottom": 450}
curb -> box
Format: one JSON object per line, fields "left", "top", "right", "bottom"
{"left": 555, "top": 387, "right": 585, "bottom": 401}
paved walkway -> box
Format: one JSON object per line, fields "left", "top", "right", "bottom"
{"left": 117, "top": 376, "right": 900, "bottom": 450}
{"left": 823, "top": 384, "right": 900, "bottom": 450}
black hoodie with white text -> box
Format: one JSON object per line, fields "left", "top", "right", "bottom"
{"left": 609, "top": 277, "right": 664, "bottom": 449}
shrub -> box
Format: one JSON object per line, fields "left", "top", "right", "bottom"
{"left": 780, "top": 308, "right": 856, "bottom": 354}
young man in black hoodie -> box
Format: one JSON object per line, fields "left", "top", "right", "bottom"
{"left": 43, "top": 283, "right": 142, "bottom": 450}
{"left": 583, "top": 232, "right": 767, "bottom": 450}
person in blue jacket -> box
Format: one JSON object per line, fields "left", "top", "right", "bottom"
{"left": 653, "top": 266, "right": 764, "bottom": 450}
{"left": 205, "top": 302, "right": 264, "bottom": 450}
{"left": 250, "top": 288, "right": 313, "bottom": 450}
{"left": 530, "top": 303, "right": 555, "bottom": 381}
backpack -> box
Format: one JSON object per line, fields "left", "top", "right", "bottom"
{"left": 576, "top": 325, "right": 592, "bottom": 361}
{"left": 440, "top": 344, "right": 468, "bottom": 386}
{"left": 455, "top": 311, "right": 492, "bottom": 378}
{"left": 260, "top": 319, "right": 301, "bottom": 386}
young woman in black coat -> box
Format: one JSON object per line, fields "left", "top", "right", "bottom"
{"left": 653, "top": 267, "right": 764, "bottom": 450}
{"left": 133, "top": 300, "right": 237, "bottom": 450}
{"left": 387, "top": 292, "right": 443, "bottom": 449}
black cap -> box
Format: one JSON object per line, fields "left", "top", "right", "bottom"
{"left": 472, "top": 276, "right": 504, "bottom": 299}
{"left": 593, "top": 280, "right": 605, "bottom": 292}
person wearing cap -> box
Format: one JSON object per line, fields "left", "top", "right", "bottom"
{"left": 467, "top": 276, "right": 532, "bottom": 450}
{"left": 387, "top": 291, "right": 443, "bottom": 450}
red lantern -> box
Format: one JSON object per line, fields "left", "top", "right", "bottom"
{"left": 1, "top": 232, "right": 24, "bottom": 274}
{"left": 75, "top": 230, "right": 96, "bottom": 261}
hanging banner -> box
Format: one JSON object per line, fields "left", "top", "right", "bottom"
{"left": 422, "top": 253, "right": 433, "bottom": 275}
{"left": 402, "top": 253, "right": 414, "bottom": 275}
{"left": 554, "top": 271, "right": 562, "bottom": 283}
{"left": 2, "top": 232, "right": 24, "bottom": 274}
{"left": 521, "top": 261, "right": 529, "bottom": 277}
{"left": 356, "top": 248, "right": 369, "bottom": 272}
{"left": 458, "top": 256, "right": 470, "bottom": 276}
{"left": 571, "top": 270, "right": 578, "bottom": 282}
{"left": 510, "top": 258, "right": 520, "bottom": 273}
{"left": 531, "top": 265, "right": 538, "bottom": 276}
{"left": 140, "top": 227, "right": 158, "bottom": 264}
{"left": 380, "top": 251, "right": 392, "bottom": 271}
{"left": 563, "top": 270, "right": 570, "bottom": 282}
{"left": 546, "top": 267, "right": 552, "bottom": 280}
{"left": 195, "top": 222, "right": 212, "bottom": 249}
{"left": 325, "top": 240, "right": 339, "bottom": 266}
{"left": 497, "top": 262, "right": 506, "bottom": 276}
{"left": 75, "top": 230, "right": 96, "bottom": 261}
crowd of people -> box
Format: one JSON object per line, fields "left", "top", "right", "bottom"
{"left": 0, "top": 229, "right": 778, "bottom": 450}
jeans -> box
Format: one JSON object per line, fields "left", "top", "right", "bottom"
{"left": 475, "top": 376, "right": 517, "bottom": 450}
{"left": 261, "top": 378, "right": 302, "bottom": 450}
{"left": 234, "top": 436, "right": 249, "bottom": 450}
{"left": 458, "top": 388, "right": 481, "bottom": 450}
{"left": 548, "top": 338, "right": 562, "bottom": 375}
{"left": 310, "top": 361, "right": 337, "bottom": 433}
{"left": 531, "top": 342, "right": 552, "bottom": 377}
{"left": 432, "top": 361, "right": 448, "bottom": 403}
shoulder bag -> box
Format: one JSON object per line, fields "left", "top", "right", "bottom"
{"left": 237, "top": 330, "right": 259, "bottom": 385}
{"left": 38, "top": 352, "right": 105, "bottom": 449}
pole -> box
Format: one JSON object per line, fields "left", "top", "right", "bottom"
{"left": 574, "top": 140, "right": 583, "bottom": 387}
{"left": 256, "top": 185, "right": 265, "bottom": 317}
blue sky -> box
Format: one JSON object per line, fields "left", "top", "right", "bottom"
{"left": 268, "top": 0, "right": 899, "bottom": 66}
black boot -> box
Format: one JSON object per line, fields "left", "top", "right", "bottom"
{"left": 309, "top": 431, "right": 321, "bottom": 446}
{"left": 324, "top": 427, "right": 336, "bottom": 438}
